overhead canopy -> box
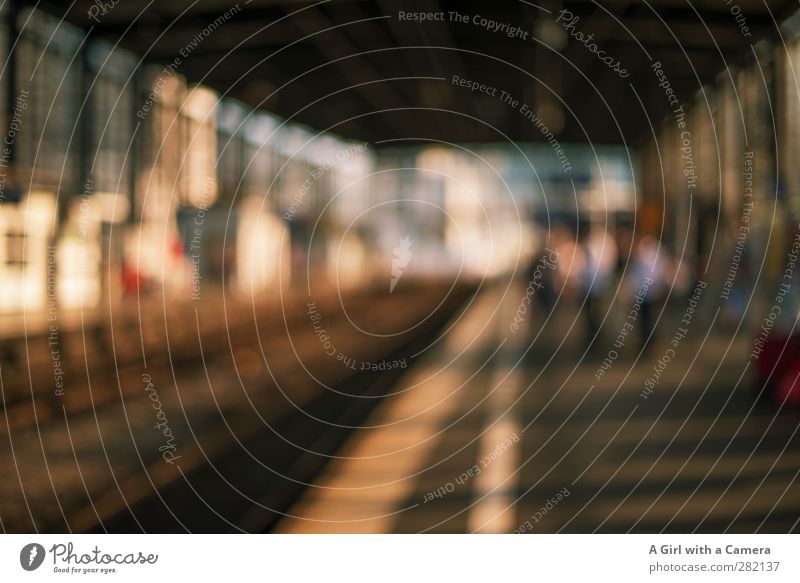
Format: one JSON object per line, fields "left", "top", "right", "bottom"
{"left": 30, "top": 0, "right": 800, "bottom": 146}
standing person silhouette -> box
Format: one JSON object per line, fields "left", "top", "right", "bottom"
{"left": 627, "top": 235, "right": 669, "bottom": 352}
{"left": 582, "top": 228, "right": 618, "bottom": 351}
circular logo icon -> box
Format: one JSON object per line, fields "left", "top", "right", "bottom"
{"left": 20, "top": 543, "right": 46, "bottom": 571}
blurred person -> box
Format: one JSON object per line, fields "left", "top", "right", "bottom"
{"left": 614, "top": 225, "right": 634, "bottom": 279}
{"left": 521, "top": 249, "right": 552, "bottom": 317}
{"left": 545, "top": 226, "right": 590, "bottom": 350}
{"left": 721, "top": 258, "right": 751, "bottom": 330}
{"left": 552, "top": 227, "right": 586, "bottom": 302}
{"left": 581, "top": 228, "right": 618, "bottom": 350}
{"left": 626, "top": 235, "right": 670, "bottom": 352}
{"left": 527, "top": 231, "right": 562, "bottom": 317}
{"left": 669, "top": 255, "right": 693, "bottom": 298}
{"left": 718, "top": 217, "right": 753, "bottom": 331}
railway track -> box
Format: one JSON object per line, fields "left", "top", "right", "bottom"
{"left": 0, "top": 280, "right": 475, "bottom": 532}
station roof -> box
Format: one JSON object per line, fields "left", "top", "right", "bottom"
{"left": 30, "top": 0, "right": 800, "bottom": 146}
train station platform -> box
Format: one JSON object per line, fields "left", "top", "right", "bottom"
{"left": 276, "top": 283, "right": 800, "bottom": 534}
{"left": 3, "top": 278, "right": 798, "bottom": 534}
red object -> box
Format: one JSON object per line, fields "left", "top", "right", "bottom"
{"left": 170, "top": 237, "right": 184, "bottom": 259}
{"left": 122, "top": 263, "right": 146, "bottom": 294}
{"left": 776, "top": 355, "right": 800, "bottom": 406}
{"left": 755, "top": 334, "right": 800, "bottom": 406}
